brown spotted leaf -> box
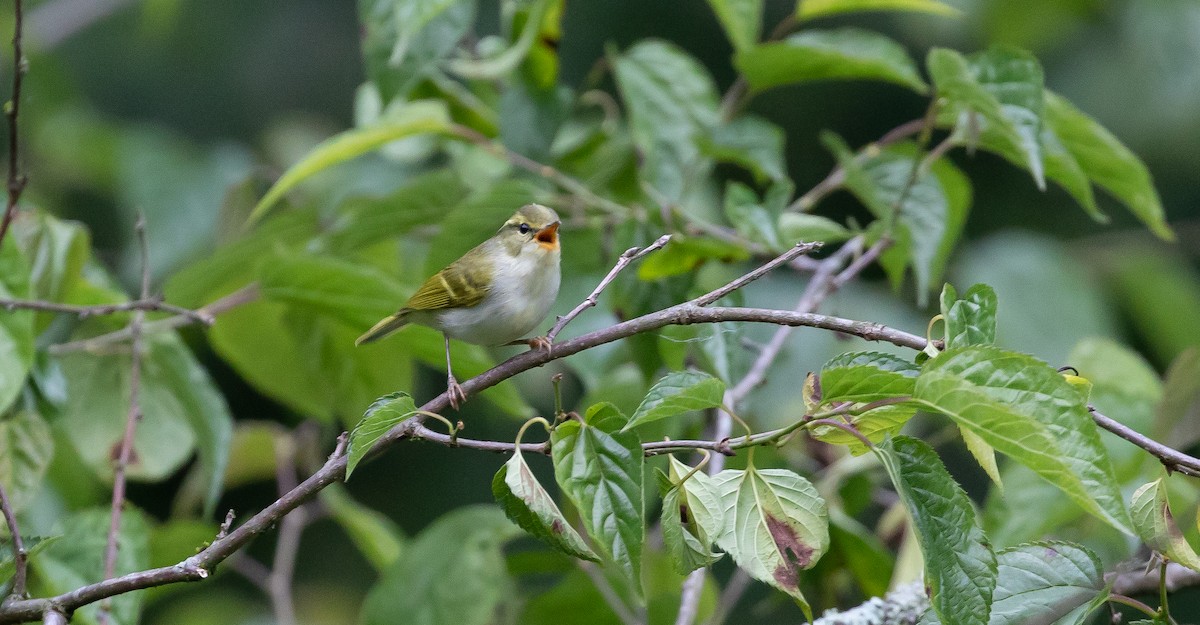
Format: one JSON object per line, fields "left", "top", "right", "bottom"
{"left": 493, "top": 446, "right": 600, "bottom": 562}
{"left": 711, "top": 465, "right": 828, "bottom": 618}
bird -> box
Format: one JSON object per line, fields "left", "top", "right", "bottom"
{"left": 356, "top": 204, "right": 562, "bottom": 410}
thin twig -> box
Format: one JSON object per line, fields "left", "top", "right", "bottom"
{"left": 1090, "top": 407, "right": 1200, "bottom": 477}
{"left": 0, "top": 297, "right": 211, "bottom": 323}
{"left": 266, "top": 437, "right": 303, "bottom": 625}
{"left": 789, "top": 118, "right": 927, "bottom": 212}
{"left": 227, "top": 555, "right": 271, "bottom": 593}
{"left": 49, "top": 283, "right": 259, "bottom": 354}
{"left": 691, "top": 241, "right": 823, "bottom": 307}
{"left": 0, "top": 0, "right": 27, "bottom": 249}
{"left": 546, "top": 234, "right": 672, "bottom": 342}
{"left": 706, "top": 569, "right": 751, "bottom": 625}
{"left": 449, "top": 124, "right": 635, "bottom": 219}
{"left": 578, "top": 561, "right": 644, "bottom": 625}
{"left": 98, "top": 214, "right": 150, "bottom": 625}
{"left": 0, "top": 483, "right": 27, "bottom": 599}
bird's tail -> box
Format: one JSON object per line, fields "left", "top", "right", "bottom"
{"left": 355, "top": 311, "right": 410, "bottom": 345}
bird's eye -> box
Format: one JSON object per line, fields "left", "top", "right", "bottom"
{"left": 518, "top": 223, "right": 531, "bottom": 234}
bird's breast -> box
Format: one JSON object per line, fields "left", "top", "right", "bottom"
{"left": 436, "top": 247, "right": 560, "bottom": 345}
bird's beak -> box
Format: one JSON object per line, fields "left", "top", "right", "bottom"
{"left": 535, "top": 221, "right": 560, "bottom": 250}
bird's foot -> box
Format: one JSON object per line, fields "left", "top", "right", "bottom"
{"left": 447, "top": 376, "right": 467, "bottom": 410}
{"left": 508, "top": 336, "right": 552, "bottom": 352}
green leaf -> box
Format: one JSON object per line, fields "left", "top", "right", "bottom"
{"left": 612, "top": 40, "right": 720, "bottom": 202}
{"left": 797, "top": 0, "right": 958, "bottom": 20}
{"left": 723, "top": 182, "right": 784, "bottom": 250}
{"left": 736, "top": 29, "right": 927, "bottom": 94}
{"left": 493, "top": 442, "right": 601, "bottom": 562}
{"left": 940, "top": 283, "right": 998, "bottom": 349}
{"left": 777, "top": 213, "right": 851, "bottom": 244}
{"left": 624, "top": 370, "right": 725, "bottom": 431}
{"left": 1045, "top": 92, "right": 1171, "bottom": 240}
{"left": 551, "top": 408, "right": 645, "bottom": 598}
{"left": 660, "top": 456, "right": 724, "bottom": 574}
{"left": 360, "top": 505, "right": 521, "bottom": 625}
{"left": 937, "top": 47, "right": 1047, "bottom": 189}
{"left": 701, "top": 116, "right": 787, "bottom": 183}
{"left": 1158, "top": 348, "right": 1200, "bottom": 446}
{"left": 921, "top": 541, "right": 1106, "bottom": 625}
{"left": 0, "top": 237, "right": 33, "bottom": 413}
{"left": 11, "top": 211, "right": 91, "bottom": 332}
{"left": 1131, "top": 478, "right": 1200, "bottom": 571}
{"left": 0, "top": 410, "right": 53, "bottom": 512}
{"left": 0, "top": 535, "right": 59, "bottom": 587}
{"left": 328, "top": 169, "right": 471, "bottom": 252}
{"left": 704, "top": 0, "right": 761, "bottom": 51}
{"left": 1068, "top": 338, "right": 1161, "bottom": 477}
{"left": 875, "top": 436, "right": 996, "bottom": 625}
{"left": 828, "top": 511, "right": 893, "bottom": 597}
{"left": 820, "top": 351, "right": 919, "bottom": 403}
{"left": 358, "top": 0, "right": 475, "bottom": 101}
{"left": 636, "top": 235, "right": 750, "bottom": 281}
{"left": 823, "top": 135, "right": 971, "bottom": 303}
{"left": 809, "top": 403, "right": 915, "bottom": 453}
{"left": 36, "top": 507, "right": 149, "bottom": 625}
{"left": 259, "top": 252, "right": 408, "bottom": 329}
{"left": 248, "top": 100, "right": 451, "bottom": 225}
{"left": 320, "top": 483, "right": 406, "bottom": 572}
{"left": 960, "top": 427, "right": 1003, "bottom": 492}
{"left": 914, "top": 345, "right": 1133, "bottom": 534}
{"left": 347, "top": 392, "right": 418, "bottom": 478}
{"left": 711, "top": 466, "right": 828, "bottom": 618}
{"left": 445, "top": 0, "right": 555, "bottom": 79}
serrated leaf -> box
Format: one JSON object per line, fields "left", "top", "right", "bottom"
{"left": 777, "top": 213, "right": 851, "bottom": 244}
{"left": 360, "top": 505, "right": 521, "bottom": 625}
{"left": 359, "top": 0, "right": 475, "bottom": 102}
{"left": 797, "top": 0, "right": 958, "bottom": 20}
{"left": 551, "top": 412, "right": 644, "bottom": 598}
{"left": 624, "top": 370, "right": 725, "bottom": 431}
{"left": 940, "top": 283, "right": 998, "bottom": 349}
{"left": 1044, "top": 92, "right": 1172, "bottom": 240}
{"left": 928, "top": 49, "right": 1022, "bottom": 160}
{"left": 938, "top": 47, "right": 1047, "bottom": 190}
{"left": 711, "top": 466, "right": 828, "bottom": 619}
{"left": 736, "top": 29, "right": 927, "bottom": 94}
{"left": 820, "top": 351, "right": 920, "bottom": 403}
{"left": 961, "top": 427, "right": 1003, "bottom": 492}
{"left": 704, "top": 0, "right": 761, "bottom": 51}
{"left": 876, "top": 436, "right": 996, "bottom": 625}
{"left": 0, "top": 410, "right": 53, "bottom": 512}
{"left": 921, "top": 541, "right": 1106, "bottom": 625}
{"left": 914, "top": 345, "right": 1133, "bottom": 534}
{"left": 661, "top": 456, "right": 724, "bottom": 574}
{"left": 493, "top": 444, "right": 600, "bottom": 562}
{"left": 613, "top": 40, "right": 720, "bottom": 202}
{"left": 320, "top": 483, "right": 406, "bottom": 571}
{"left": 347, "top": 392, "right": 418, "bottom": 478}
{"left": 1131, "top": 478, "right": 1200, "bottom": 571}
{"left": 0, "top": 237, "right": 33, "bottom": 413}
{"left": 823, "top": 135, "right": 970, "bottom": 303}
{"left": 248, "top": 100, "right": 451, "bottom": 225}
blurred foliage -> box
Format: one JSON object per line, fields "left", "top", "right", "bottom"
{"left": 0, "top": 0, "right": 1197, "bottom": 624}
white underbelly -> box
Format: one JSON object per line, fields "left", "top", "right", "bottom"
{"left": 431, "top": 249, "right": 560, "bottom": 345}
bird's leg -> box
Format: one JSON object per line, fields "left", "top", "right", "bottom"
{"left": 444, "top": 333, "right": 467, "bottom": 410}
{"left": 505, "top": 336, "right": 552, "bottom": 352}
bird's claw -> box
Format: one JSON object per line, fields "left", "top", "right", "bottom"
{"left": 447, "top": 376, "right": 467, "bottom": 410}
{"left": 527, "top": 336, "right": 552, "bottom": 352}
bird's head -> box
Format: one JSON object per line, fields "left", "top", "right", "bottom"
{"left": 497, "top": 204, "right": 561, "bottom": 255}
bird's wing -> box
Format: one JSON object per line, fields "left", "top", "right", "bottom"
{"left": 403, "top": 244, "right": 493, "bottom": 311}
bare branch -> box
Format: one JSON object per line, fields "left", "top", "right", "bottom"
{"left": 1109, "top": 561, "right": 1200, "bottom": 596}
{"left": 0, "top": 0, "right": 27, "bottom": 249}
{"left": 49, "top": 283, "right": 258, "bottom": 354}
{"left": 691, "top": 241, "right": 823, "bottom": 307}
{"left": 0, "top": 483, "right": 27, "bottom": 599}
{"left": 38, "top": 609, "right": 64, "bottom": 625}
{"left": 1091, "top": 407, "right": 1200, "bottom": 478}
{"left": 98, "top": 214, "right": 150, "bottom": 625}
{"left": 0, "top": 297, "right": 211, "bottom": 324}
{"left": 546, "top": 234, "right": 671, "bottom": 342}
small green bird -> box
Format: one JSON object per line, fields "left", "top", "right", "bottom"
{"left": 356, "top": 204, "right": 562, "bottom": 409}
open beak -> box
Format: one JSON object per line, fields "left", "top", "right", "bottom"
{"left": 535, "top": 221, "right": 560, "bottom": 250}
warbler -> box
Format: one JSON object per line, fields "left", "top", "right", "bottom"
{"left": 356, "top": 204, "right": 562, "bottom": 409}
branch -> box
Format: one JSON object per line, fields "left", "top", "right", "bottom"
{"left": 1109, "top": 562, "right": 1200, "bottom": 596}
{"left": 0, "top": 244, "right": 933, "bottom": 624}
{"left": 49, "top": 283, "right": 258, "bottom": 354}
{"left": 812, "top": 581, "right": 929, "bottom": 625}
{"left": 0, "top": 483, "right": 27, "bottom": 599}
{"left": 1090, "top": 408, "right": 1200, "bottom": 478}
{"left": 98, "top": 215, "right": 150, "bottom": 625}
{"left": 546, "top": 234, "right": 671, "bottom": 342}
{"left": 790, "top": 118, "right": 927, "bottom": 212}
{"left": 0, "top": 297, "right": 211, "bottom": 324}
{"left": 690, "top": 241, "right": 823, "bottom": 306}
{"left": 0, "top": 0, "right": 27, "bottom": 249}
